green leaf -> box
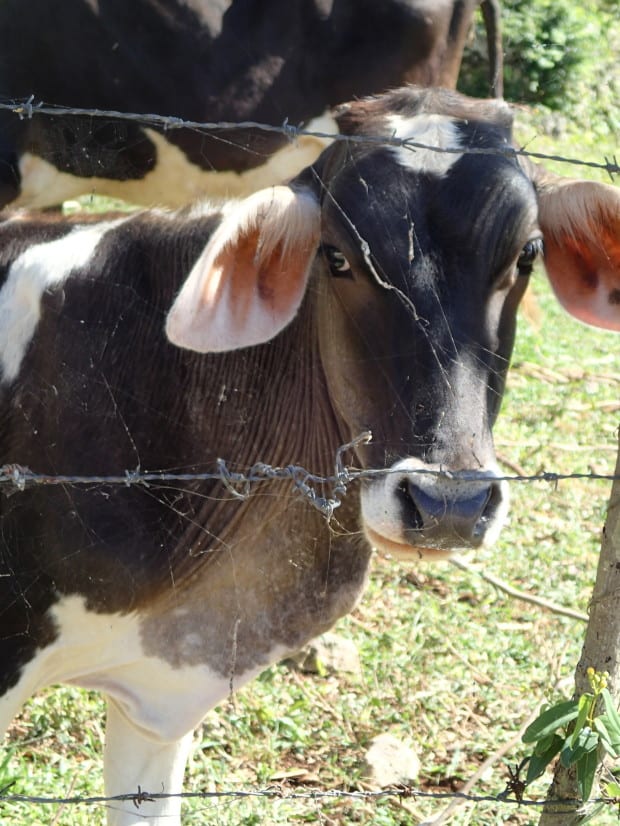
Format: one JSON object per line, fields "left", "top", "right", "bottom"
{"left": 604, "top": 780, "right": 620, "bottom": 798}
{"left": 576, "top": 747, "right": 600, "bottom": 801}
{"left": 522, "top": 701, "right": 580, "bottom": 744}
{"left": 562, "top": 727, "right": 599, "bottom": 768}
{"left": 579, "top": 804, "right": 606, "bottom": 826}
{"left": 575, "top": 727, "right": 599, "bottom": 752}
{"left": 526, "top": 734, "right": 564, "bottom": 784}
{"left": 560, "top": 736, "right": 574, "bottom": 769}
{"left": 534, "top": 732, "right": 559, "bottom": 756}
{"left": 571, "top": 694, "right": 593, "bottom": 747}
{"left": 602, "top": 689, "right": 620, "bottom": 735}
{"left": 560, "top": 727, "right": 599, "bottom": 770}
{"left": 594, "top": 715, "right": 620, "bottom": 755}
{"left": 594, "top": 717, "right": 616, "bottom": 757}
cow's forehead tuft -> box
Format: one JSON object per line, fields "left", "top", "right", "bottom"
{"left": 385, "top": 113, "right": 463, "bottom": 176}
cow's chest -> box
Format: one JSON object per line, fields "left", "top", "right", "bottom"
{"left": 2, "top": 494, "right": 370, "bottom": 740}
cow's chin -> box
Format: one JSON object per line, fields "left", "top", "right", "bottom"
{"left": 363, "top": 525, "right": 462, "bottom": 562}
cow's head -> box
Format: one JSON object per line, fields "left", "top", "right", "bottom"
{"left": 166, "top": 87, "right": 620, "bottom": 560}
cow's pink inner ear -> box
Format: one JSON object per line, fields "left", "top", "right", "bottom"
{"left": 166, "top": 186, "right": 321, "bottom": 353}
{"left": 542, "top": 227, "right": 620, "bottom": 332}
{"left": 210, "top": 233, "right": 316, "bottom": 324}
{"left": 538, "top": 180, "right": 620, "bottom": 332}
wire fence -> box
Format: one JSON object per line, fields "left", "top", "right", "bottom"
{"left": 0, "top": 100, "right": 617, "bottom": 513}
{"left": 0, "top": 96, "right": 619, "bottom": 180}
{"left": 1, "top": 432, "right": 618, "bottom": 519}
{"left": 2, "top": 435, "right": 619, "bottom": 822}
{"left": 0, "top": 781, "right": 610, "bottom": 813}
{"left": 3, "top": 777, "right": 620, "bottom": 822}
{"left": 0, "top": 96, "right": 619, "bottom": 824}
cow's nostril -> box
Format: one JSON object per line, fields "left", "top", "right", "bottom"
{"left": 472, "top": 481, "right": 503, "bottom": 539}
{"left": 397, "top": 479, "right": 425, "bottom": 531}
{"left": 406, "top": 479, "right": 491, "bottom": 520}
{"left": 403, "top": 474, "right": 502, "bottom": 547}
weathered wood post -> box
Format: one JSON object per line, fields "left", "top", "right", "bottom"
{"left": 538, "top": 431, "right": 620, "bottom": 824}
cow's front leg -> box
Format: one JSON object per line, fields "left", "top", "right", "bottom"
{"left": 103, "top": 696, "right": 194, "bottom": 826}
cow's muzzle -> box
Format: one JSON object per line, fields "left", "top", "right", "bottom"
{"left": 361, "top": 458, "right": 509, "bottom": 560}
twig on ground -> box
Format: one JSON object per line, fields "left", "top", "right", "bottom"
{"left": 449, "top": 558, "right": 588, "bottom": 623}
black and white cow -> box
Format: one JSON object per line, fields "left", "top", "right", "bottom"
{"left": 1, "top": 87, "right": 619, "bottom": 825}
{"left": 0, "top": 0, "right": 502, "bottom": 208}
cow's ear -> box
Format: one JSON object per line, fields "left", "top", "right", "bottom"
{"left": 537, "top": 178, "right": 620, "bottom": 331}
{"left": 166, "top": 186, "right": 320, "bottom": 352}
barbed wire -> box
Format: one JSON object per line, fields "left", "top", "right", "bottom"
{"left": 0, "top": 433, "right": 618, "bottom": 518}
{"left": 1, "top": 780, "right": 618, "bottom": 816}
{"left": 1, "top": 96, "right": 618, "bottom": 179}
{"left": 0, "top": 781, "right": 620, "bottom": 824}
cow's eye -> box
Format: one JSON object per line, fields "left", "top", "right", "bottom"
{"left": 323, "top": 245, "right": 353, "bottom": 278}
{"left": 517, "top": 237, "right": 543, "bottom": 276}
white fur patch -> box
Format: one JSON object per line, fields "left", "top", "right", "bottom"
{"left": 3, "top": 595, "right": 287, "bottom": 742}
{"left": 386, "top": 113, "right": 463, "bottom": 176}
{"left": 0, "top": 220, "right": 122, "bottom": 383}
{"left": 13, "top": 113, "right": 337, "bottom": 209}
{"left": 1, "top": 594, "right": 289, "bottom": 826}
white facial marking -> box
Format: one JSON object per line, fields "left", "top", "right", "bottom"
{"left": 0, "top": 220, "right": 122, "bottom": 383}
{"left": 13, "top": 113, "right": 337, "bottom": 209}
{"left": 386, "top": 113, "right": 463, "bottom": 176}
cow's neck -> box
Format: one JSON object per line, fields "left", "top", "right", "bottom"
{"left": 201, "top": 290, "right": 349, "bottom": 478}
{"left": 140, "top": 296, "right": 371, "bottom": 676}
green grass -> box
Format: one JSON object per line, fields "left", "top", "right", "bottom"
{"left": 2, "top": 112, "right": 620, "bottom": 825}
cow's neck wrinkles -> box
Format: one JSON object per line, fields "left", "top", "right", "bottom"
{"left": 205, "top": 288, "right": 346, "bottom": 476}
{"left": 166, "top": 285, "right": 354, "bottom": 568}
{"left": 142, "top": 290, "right": 370, "bottom": 677}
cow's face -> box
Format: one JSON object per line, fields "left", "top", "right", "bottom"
{"left": 166, "top": 87, "right": 620, "bottom": 561}
{"left": 309, "top": 90, "right": 540, "bottom": 557}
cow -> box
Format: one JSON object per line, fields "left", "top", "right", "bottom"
{"left": 0, "top": 0, "right": 502, "bottom": 209}
{"left": 1, "top": 86, "right": 619, "bottom": 826}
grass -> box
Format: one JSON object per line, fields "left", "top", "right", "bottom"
{"left": 2, "top": 112, "right": 620, "bottom": 825}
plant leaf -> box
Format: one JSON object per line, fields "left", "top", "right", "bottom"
{"left": 522, "top": 701, "right": 579, "bottom": 744}
{"left": 526, "top": 734, "right": 564, "bottom": 784}
{"left": 604, "top": 780, "right": 620, "bottom": 798}
{"left": 571, "top": 694, "right": 593, "bottom": 747}
{"left": 534, "top": 732, "right": 559, "bottom": 756}
{"left": 602, "top": 690, "right": 620, "bottom": 738}
{"left": 594, "top": 716, "right": 620, "bottom": 757}
{"left": 575, "top": 727, "right": 599, "bottom": 752}
{"left": 602, "top": 689, "right": 620, "bottom": 719}
{"left": 579, "top": 803, "right": 606, "bottom": 825}
{"left": 576, "top": 747, "right": 600, "bottom": 801}
{"left": 565, "top": 728, "right": 599, "bottom": 767}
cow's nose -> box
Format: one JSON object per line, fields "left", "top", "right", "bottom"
{"left": 402, "top": 472, "right": 505, "bottom": 548}
{"left": 360, "top": 458, "right": 509, "bottom": 559}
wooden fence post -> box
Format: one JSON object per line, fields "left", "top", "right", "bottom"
{"left": 538, "top": 430, "right": 620, "bottom": 824}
